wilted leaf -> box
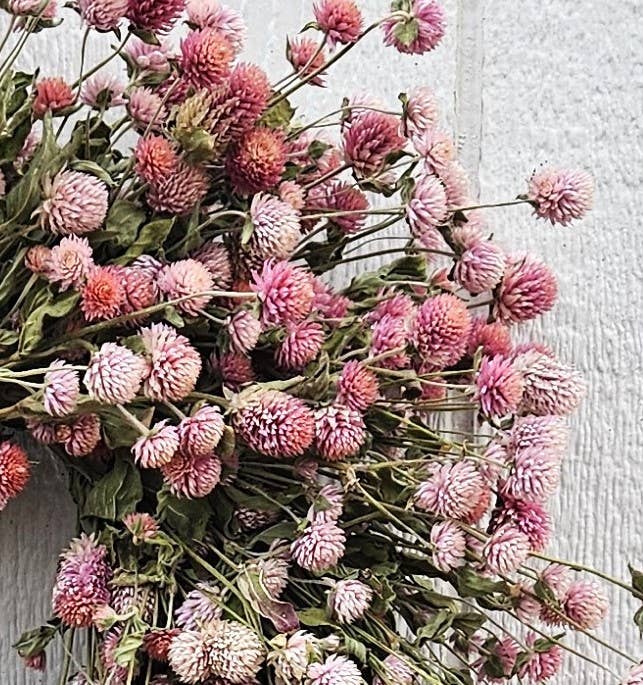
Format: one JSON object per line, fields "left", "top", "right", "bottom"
{"left": 18, "top": 289, "right": 79, "bottom": 355}
{"left": 157, "top": 489, "right": 212, "bottom": 540}
{"left": 82, "top": 458, "right": 142, "bottom": 521}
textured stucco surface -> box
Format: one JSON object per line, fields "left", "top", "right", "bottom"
{"left": 0, "top": 1, "right": 641, "bottom": 682}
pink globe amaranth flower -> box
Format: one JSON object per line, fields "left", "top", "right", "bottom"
{"left": 287, "top": 37, "right": 327, "bottom": 86}
{"left": 47, "top": 236, "right": 94, "bottom": 291}
{"left": 64, "top": 413, "right": 101, "bottom": 457}
{"left": 368, "top": 292, "right": 416, "bottom": 323}
{"left": 141, "top": 323, "right": 202, "bottom": 402}
{"left": 252, "top": 260, "right": 315, "bottom": 326}
{"left": 370, "top": 314, "right": 411, "bottom": 370}
{"left": 514, "top": 349, "right": 586, "bottom": 416}
{"left": 475, "top": 355, "right": 525, "bottom": 419}
{"left": 509, "top": 415, "right": 569, "bottom": 458}
{"left": 328, "top": 579, "right": 372, "bottom": 624}
{"left": 314, "top": 0, "right": 363, "bottom": 47}
{"left": 373, "top": 654, "right": 415, "bottom": 685}
{"left": 25, "top": 244, "right": 52, "bottom": 277}
{"left": 247, "top": 193, "right": 301, "bottom": 262}
{"left": 228, "top": 309, "right": 261, "bottom": 354}
{"left": 495, "top": 254, "right": 558, "bottom": 324}
{"left": 528, "top": 167, "right": 593, "bottom": 226}
{"left": 128, "top": 87, "right": 166, "bottom": 129}
{"left": 235, "top": 505, "right": 279, "bottom": 532}
{"left": 147, "top": 160, "right": 209, "bottom": 215}
{"left": 413, "top": 128, "right": 455, "bottom": 174}
{"left": 23, "top": 652, "right": 46, "bottom": 671}
{"left": 8, "top": 0, "right": 55, "bottom": 16}
{"left": 430, "top": 520, "right": 466, "bottom": 572}
{"left": 125, "top": 36, "right": 172, "bottom": 73}
{"left": 407, "top": 174, "right": 448, "bottom": 238}
{"left": 161, "top": 450, "right": 222, "bottom": 498}
{"left": 515, "top": 583, "right": 542, "bottom": 623}
{"left": 538, "top": 563, "right": 574, "bottom": 625}
{"left": 175, "top": 583, "right": 223, "bottom": 630}
{"left": 477, "top": 637, "right": 519, "bottom": 683}
{"left": 81, "top": 266, "right": 125, "bottom": 322}
{"left": 337, "top": 360, "right": 379, "bottom": 412}
{"left": 233, "top": 390, "right": 315, "bottom": 458}
{"left": 135, "top": 135, "right": 179, "bottom": 185}
{"left": 415, "top": 460, "right": 486, "bottom": 521}
{"left": 180, "top": 28, "right": 234, "bottom": 90}
{"left": 502, "top": 446, "right": 561, "bottom": 504}
{"left": 312, "top": 278, "right": 352, "bottom": 321}
{"left": 279, "top": 180, "right": 306, "bottom": 210}
{"left": 123, "top": 512, "right": 159, "bottom": 543}
{"left": 186, "top": 0, "right": 246, "bottom": 54}
{"left": 228, "top": 63, "right": 271, "bottom": 136}
{"left": 519, "top": 632, "right": 563, "bottom": 683}
{"left": 227, "top": 127, "right": 287, "bottom": 195}
{"left": 291, "top": 520, "right": 346, "bottom": 572}
{"left": 80, "top": 72, "right": 125, "bottom": 109}
{"left": 343, "top": 110, "right": 405, "bottom": 177}
{"left": 78, "top": 0, "right": 128, "bottom": 30}
{"left": 40, "top": 170, "right": 109, "bottom": 236}
{"left": 382, "top": 0, "right": 446, "bottom": 54}
{"left": 84, "top": 342, "right": 147, "bottom": 405}
{"left": 0, "top": 441, "right": 30, "bottom": 510}
{"left": 307, "top": 481, "right": 344, "bottom": 523}
{"left": 143, "top": 628, "right": 180, "bottom": 663}
{"left": 466, "top": 316, "right": 512, "bottom": 358}
{"left": 276, "top": 320, "right": 325, "bottom": 370}
{"left": 43, "top": 360, "right": 80, "bottom": 417}
{"left": 203, "top": 619, "right": 266, "bottom": 683}
{"left": 438, "top": 160, "right": 470, "bottom": 207}
{"left": 455, "top": 240, "right": 506, "bottom": 295}
{"left": 404, "top": 86, "right": 439, "bottom": 140}
{"left": 178, "top": 405, "right": 225, "bottom": 457}
{"left": 120, "top": 266, "right": 158, "bottom": 321}
{"left": 622, "top": 664, "right": 643, "bottom": 685}
{"left": 132, "top": 421, "right": 179, "bottom": 468}
{"left": 493, "top": 497, "right": 552, "bottom": 552}
{"left": 483, "top": 524, "right": 530, "bottom": 575}
{"left": 192, "top": 241, "right": 233, "bottom": 289}
{"left": 33, "top": 77, "right": 75, "bottom": 118}
{"left": 306, "top": 180, "right": 369, "bottom": 234}
{"left": 563, "top": 580, "right": 609, "bottom": 630}
{"left": 214, "top": 351, "right": 256, "bottom": 390}
{"left": 157, "top": 259, "right": 214, "bottom": 317}
{"left": 168, "top": 630, "right": 211, "bottom": 683}
{"left": 52, "top": 534, "right": 112, "bottom": 628}
{"left": 412, "top": 293, "right": 471, "bottom": 367}
{"left": 307, "top": 654, "right": 363, "bottom": 685}
{"left": 126, "top": 0, "right": 185, "bottom": 32}
{"left": 314, "top": 405, "right": 366, "bottom": 462}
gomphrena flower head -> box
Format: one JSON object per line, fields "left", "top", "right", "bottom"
{"left": 430, "top": 520, "right": 466, "bottom": 572}
{"left": 143, "top": 628, "right": 180, "bottom": 663}
{"left": 373, "top": 654, "right": 415, "bottom": 685}
{"left": 227, "top": 127, "right": 287, "bottom": 195}
{"left": 328, "top": 579, "right": 373, "bottom": 624}
{"left": 336, "top": 360, "right": 379, "bottom": 412}
{"left": 214, "top": 351, "right": 256, "bottom": 390}
{"left": 407, "top": 174, "right": 448, "bottom": 238}
{"left": 287, "top": 37, "right": 327, "bottom": 86}
{"left": 370, "top": 314, "right": 411, "bottom": 370}
{"left": 563, "top": 580, "right": 609, "bottom": 630}
{"left": 64, "top": 413, "right": 101, "bottom": 457}
{"left": 343, "top": 110, "right": 405, "bottom": 177}
{"left": 147, "top": 160, "right": 210, "bottom": 216}
{"left": 475, "top": 355, "right": 524, "bottom": 419}
{"left": 43, "top": 360, "right": 80, "bottom": 417}
{"left": 0, "top": 441, "right": 30, "bottom": 509}
{"left": 125, "top": 36, "right": 172, "bottom": 73}
{"left": 84, "top": 342, "right": 147, "bottom": 405}
{"left": 141, "top": 323, "right": 203, "bottom": 402}
{"left": 621, "top": 664, "right": 643, "bottom": 685}
{"left": 178, "top": 405, "right": 225, "bottom": 457}
{"left": 52, "top": 534, "right": 112, "bottom": 628}
{"left": 314, "top": 405, "right": 367, "bottom": 461}
{"left": 415, "top": 460, "right": 486, "bottom": 521}
{"left": 276, "top": 320, "right": 325, "bottom": 370}
{"left": 123, "top": 512, "right": 159, "bottom": 543}
{"left": 78, "top": 0, "right": 128, "bottom": 30}
{"left": 126, "top": 0, "right": 185, "bottom": 32}
{"left": 528, "top": 167, "right": 593, "bottom": 226}
{"left": 291, "top": 520, "right": 346, "bottom": 572}
{"left": 168, "top": 630, "right": 211, "bottom": 683}
{"left": 135, "top": 135, "right": 179, "bottom": 186}
{"left": 518, "top": 632, "right": 563, "bottom": 682}
{"left": 312, "top": 277, "right": 352, "bottom": 321}
{"left": 40, "top": 170, "right": 109, "bottom": 236}
{"left": 252, "top": 260, "right": 315, "bottom": 326}
{"left": 501, "top": 446, "right": 561, "bottom": 504}
{"left": 279, "top": 180, "right": 307, "bottom": 210}
{"left": 314, "top": 0, "right": 363, "bottom": 46}
{"left": 268, "top": 631, "right": 322, "bottom": 684}
{"left": 382, "top": 0, "right": 446, "bottom": 55}
{"left": 192, "top": 241, "right": 234, "bottom": 289}
{"left": 8, "top": 0, "right": 56, "bottom": 16}
{"left": 466, "top": 316, "right": 512, "bottom": 358}
{"left": 412, "top": 293, "right": 471, "bottom": 367}
{"left": 180, "top": 28, "right": 234, "bottom": 90}
{"left": 32, "top": 77, "right": 75, "bottom": 118}
{"left": 161, "top": 450, "right": 222, "bottom": 498}
{"left": 455, "top": 240, "right": 506, "bottom": 294}
{"left": 413, "top": 128, "right": 455, "bottom": 174}
{"left": 81, "top": 266, "right": 126, "bottom": 322}
{"left": 234, "top": 390, "right": 315, "bottom": 458}
{"left": 47, "top": 236, "right": 94, "bottom": 291}
{"left": 493, "top": 497, "right": 552, "bottom": 552}
{"left": 307, "top": 654, "right": 364, "bottom": 685}
{"left": 120, "top": 266, "right": 159, "bottom": 321}
{"left": 495, "top": 254, "right": 558, "bottom": 324}
{"left": 228, "top": 309, "right": 262, "bottom": 354}
{"left": 22, "top": 652, "right": 46, "bottom": 671}
{"left": 127, "top": 87, "right": 166, "bottom": 129}
{"left": 307, "top": 481, "right": 344, "bottom": 523}
{"left": 132, "top": 420, "right": 180, "bottom": 468}
{"left": 307, "top": 180, "right": 369, "bottom": 234}
{"left": 175, "top": 583, "right": 223, "bottom": 630}
{"left": 438, "top": 159, "right": 470, "bottom": 207}
{"left": 509, "top": 415, "right": 569, "bottom": 458}
{"left": 203, "top": 619, "right": 266, "bottom": 684}
{"left": 475, "top": 637, "right": 519, "bottom": 683}
{"left": 157, "top": 259, "right": 214, "bottom": 316}
{"left": 404, "top": 86, "right": 439, "bottom": 140}
{"left": 483, "top": 524, "right": 530, "bottom": 575}
{"left": 186, "top": 0, "right": 247, "bottom": 54}
{"left": 247, "top": 193, "right": 302, "bottom": 262}
{"left": 228, "top": 62, "right": 272, "bottom": 135}
{"left": 25, "top": 245, "right": 52, "bottom": 277}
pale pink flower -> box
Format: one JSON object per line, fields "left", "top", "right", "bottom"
{"left": 519, "top": 632, "right": 563, "bottom": 682}
{"left": 126, "top": 0, "right": 185, "bottom": 32}
{"left": 125, "top": 37, "right": 172, "bottom": 73}
{"left": 204, "top": 619, "right": 266, "bottom": 683}
{"left": 157, "top": 259, "right": 214, "bottom": 316}
{"left": 483, "top": 524, "right": 530, "bottom": 575}
{"left": 268, "top": 630, "right": 321, "bottom": 684}
{"left": 373, "top": 654, "right": 415, "bottom": 685}
{"left": 132, "top": 421, "right": 179, "bottom": 468}
{"left": 47, "top": 236, "right": 94, "bottom": 290}
{"left": 528, "top": 168, "right": 593, "bottom": 226}
{"left": 415, "top": 461, "right": 486, "bottom": 521}
{"left": 279, "top": 180, "right": 307, "bottom": 210}
{"left": 291, "top": 520, "right": 346, "bottom": 572}
{"left": 185, "top": 0, "right": 246, "bottom": 54}
{"left": 175, "top": 583, "right": 222, "bottom": 630}
{"left": 438, "top": 160, "right": 470, "bottom": 207}
{"left": 127, "top": 87, "right": 166, "bottom": 128}
{"left": 78, "top": 0, "right": 127, "bottom": 29}
{"left": 161, "top": 450, "right": 222, "bottom": 498}
{"left": 8, "top": 0, "right": 55, "bottom": 16}
{"left": 314, "top": 405, "right": 366, "bottom": 461}
{"left": 168, "top": 630, "right": 211, "bottom": 683}
{"left": 307, "top": 654, "right": 363, "bottom": 685}
{"left": 80, "top": 72, "right": 125, "bottom": 108}
{"left": 307, "top": 482, "right": 344, "bottom": 523}
{"left": 382, "top": 0, "right": 446, "bottom": 54}
{"left": 370, "top": 314, "right": 411, "bottom": 370}
{"left": 227, "top": 127, "right": 287, "bottom": 195}
{"left": 495, "top": 254, "right": 558, "bottom": 324}
{"left": 475, "top": 355, "right": 524, "bottom": 419}
{"left": 306, "top": 181, "right": 369, "bottom": 234}
{"left": 64, "top": 413, "right": 101, "bottom": 457}
{"left": 412, "top": 293, "right": 471, "bottom": 366}
{"left": 276, "top": 320, "right": 325, "bottom": 370}
{"left": 40, "top": 170, "right": 108, "bottom": 235}
{"left": 84, "top": 343, "right": 147, "bottom": 405}
{"left": 33, "top": 77, "right": 75, "bottom": 118}
{"left": 178, "top": 405, "right": 225, "bottom": 457}
{"left": 336, "top": 361, "right": 379, "bottom": 412}
{"left": 343, "top": 110, "right": 405, "bottom": 177}
{"left": 621, "top": 664, "right": 643, "bottom": 685}
{"left": 328, "top": 579, "right": 372, "bottom": 624}
{"left": 502, "top": 446, "right": 561, "bottom": 503}
{"left": 81, "top": 266, "right": 125, "bottom": 322}
{"left": 43, "top": 360, "right": 79, "bottom": 417}
{"left": 287, "top": 37, "right": 327, "bottom": 86}
{"left": 314, "top": 0, "right": 363, "bottom": 46}
{"left": 123, "top": 512, "right": 159, "bottom": 543}
{"left": 563, "top": 580, "right": 609, "bottom": 630}
{"left": 413, "top": 128, "right": 455, "bottom": 173}
{"left": 228, "top": 63, "right": 271, "bottom": 136}
{"left": 228, "top": 309, "right": 262, "bottom": 354}
{"left": 0, "top": 441, "right": 30, "bottom": 510}
{"left": 181, "top": 28, "right": 234, "bottom": 90}
{"left": 147, "top": 161, "right": 209, "bottom": 215}
{"left": 493, "top": 497, "right": 552, "bottom": 552}
{"left": 141, "top": 323, "right": 203, "bottom": 402}
{"left": 430, "top": 520, "right": 466, "bottom": 572}
{"left": 192, "top": 241, "right": 233, "bottom": 289}
{"left": 120, "top": 266, "right": 158, "bottom": 320}
{"left": 404, "top": 86, "right": 439, "bottom": 140}
{"left": 538, "top": 564, "right": 574, "bottom": 626}
{"left": 233, "top": 390, "right": 315, "bottom": 458}
{"left": 252, "top": 260, "right": 315, "bottom": 326}
{"left": 466, "top": 316, "right": 512, "bottom": 358}
{"left": 407, "top": 174, "right": 448, "bottom": 237}
{"left": 509, "top": 415, "right": 569, "bottom": 458}
{"left": 247, "top": 193, "right": 301, "bottom": 262}
{"left": 455, "top": 240, "right": 506, "bottom": 294}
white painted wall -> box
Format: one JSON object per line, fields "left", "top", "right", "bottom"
{"left": 0, "top": 1, "right": 640, "bottom": 682}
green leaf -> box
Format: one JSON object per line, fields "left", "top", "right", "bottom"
{"left": 13, "top": 620, "right": 60, "bottom": 657}
{"left": 157, "top": 489, "right": 212, "bottom": 540}
{"left": 418, "top": 608, "right": 453, "bottom": 641}
{"left": 101, "top": 406, "right": 144, "bottom": 449}
{"left": 0, "top": 246, "right": 28, "bottom": 308}
{"left": 344, "top": 636, "right": 368, "bottom": 663}
{"left": 298, "top": 607, "right": 332, "bottom": 627}
{"left": 455, "top": 567, "right": 508, "bottom": 599}
{"left": 634, "top": 606, "right": 643, "bottom": 636}
{"left": 70, "top": 159, "right": 114, "bottom": 186}
{"left": 240, "top": 215, "right": 255, "bottom": 246}
{"left": 82, "top": 458, "right": 142, "bottom": 521}
{"left": 95, "top": 198, "right": 146, "bottom": 249}
{"left": 120, "top": 218, "right": 175, "bottom": 261}
{"left": 261, "top": 96, "right": 296, "bottom": 129}
{"left": 18, "top": 289, "right": 79, "bottom": 355}
{"left": 393, "top": 17, "right": 419, "bottom": 47}
{"left": 629, "top": 565, "right": 643, "bottom": 596}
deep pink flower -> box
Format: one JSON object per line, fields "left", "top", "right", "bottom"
{"left": 528, "top": 168, "right": 594, "bottom": 226}
{"left": 466, "top": 316, "right": 512, "bottom": 358}
{"left": 233, "top": 390, "right": 315, "bottom": 458}
{"left": 519, "top": 632, "right": 563, "bottom": 682}
{"left": 161, "top": 450, "right": 222, "bottom": 498}
{"left": 291, "top": 520, "right": 346, "bottom": 572}
{"left": 22, "top": 652, "right": 46, "bottom": 671}
{"left": 181, "top": 28, "right": 234, "bottom": 90}
{"left": 455, "top": 240, "right": 506, "bottom": 294}
{"left": 368, "top": 292, "right": 416, "bottom": 323}
{"left": 81, "top": 267, "right": 125, "bottom": 321}
{"left": 382, "top": 0, "right": 446, "bottom": 55}
{"left": 143, "top": 628, "right": 180, "bottom": 663}
{"left": 276, "top": 320, "right": 325, "bottom": 370}
{"left": 157, "top": 259, "right": 214, "bottom": 316}
{"left": 430, "top": 520, "right": 466, "bottom": 572}
{"left": 0, "top": 441, "right": 30, "bottom": 510}
{"left": 314, "top": 405, "right": 366, "bottom": 461}
{"left": 477, "top": 637, "right": 519, "bottom": 683}
{"left": 494, "top": 497, "right": 552, "bottom": 552}
{"left": 415, "top": 461, "right": 486, "bottom": 521}
{"left": 247, "top": 193, "right": 301, "bottom": 262}
{"left": 128, "top": 87, "right": 166, "bottom": 129}
{"left": 141, "top": 323, "right": 202, "bottom": 402}
{"left": 147, "top": 160, "right": 209, "bottom": 215}
{"left": 252, "top": 260, "right": 315, "bottom": 326}
{"left": 40, "top": 170, "right": 109, "bottom": 236}
{"left": 438, "top": 160, "right": 470, "bottom": 207}
{"left": 185, "top": 0, "right": 246, "bottom": 54}
{"left": 126, "top": 0, "right": 185, "bottom": 32}
{"left": 407, "top": 174, "right": 448, "bottom": 238}
{"left": 33, "top": 77, "right": 75, "bottom": 118}
{"left": 337, "top": 361, "right": 379, "bottom": 412}
{"left": 178, "top": 405, "right": 225, "bottom": 457}
{"left": 43, "top": 360, "right": 79, "bottom": 417}
{"left": 135, "top": 135, "right": 179, "bottom": 185}
{"left": 495, "top": 254, "right": 558, "bottom": 324}
{"left": 306, "top": 181, "right": 369, "bottom": 234}
{"left": 132, "top": 421, "right": 179, "bottom": 468}
{"left": 483, "top": 524, "right": 530, "bottom": 575}
{"left": 404, "top": 86, "right": 439, "bottom": 140}
{"left": 84, "top": 342, "right": 147, "bottom": 405}
{"left": 312, "top": 278, "right": 351, "bottom": 321}
{"left": 227, "top": 127, "right": 287, "bottom": 195}
{"left": 47, "top": 236, "right": 94, "bottom": 290}
{"left": 287, "top": 37, "right": 327, "bottom": 86}
{"left": 509, "top": 415, "right": 569, "bottom": 457}
{"left": 228, "top": 309, "right": 262, "bottom": 354}
{"left": 228, "top": 63, "right": 271, "bottom": 136}
{"left": 502, "top": 446, "right": 561, "bottom": 504}
{"left": 538, "top": 563, "right": 574, "bottom": 625}
{"left": 314, "top": 0, "right": 363, "bottom": 46}
{"left": 370, "top": 314, "right": 411, "bottom": 369}
{"left": 328, "top": 579, "right": 372, "bottom": 624}
{"left": 25, "top": 245, "right": 52, "bottom": 277}
{"left": 64, "top": 414, "right": 101, "bottom": 457}
{"left": 563, "top": 580, "right": 608, "bottom": 630}
{"left": 475, "top": 355, "right": 524, "bottom": 419}
{"left": 412, "top": 293, "right": 471, "bottom": 366}
{"left": 215, "top": 351, "right": 256, "bottom": 390}
{"left": 343, "top": 110, "right": 405, "bottom": 177}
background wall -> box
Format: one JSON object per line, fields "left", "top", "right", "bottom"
{"left": 0, "top": 1, "right": 641, "bottom": 683}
